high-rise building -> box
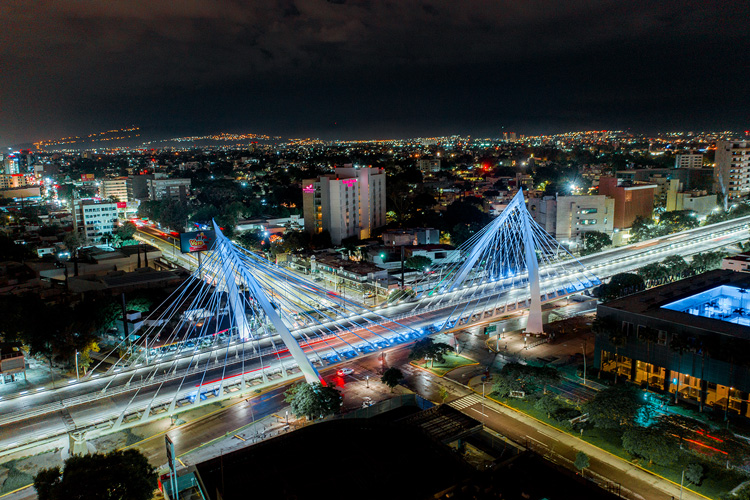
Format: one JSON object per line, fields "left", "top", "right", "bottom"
{"left": 674, "top": 153, "right": 703, "bottom": 169}
{"left": 147, "top": 178, "right": 191, "bottom": 202}
{"left": 303, "top": 166, "right": 386, "bottom": 245}
{"left": 3, "top": 156, "right": 20, "bottom": 175}
{"left": 127, "top": 173, "right": 154, "bottom": 200}
{"left": 715, "top": 140, "right": 750, "bottom": 200}
{"left": 72, "top": 199, "right": 118, "bottom": 242}
{"left": 100, "top": 177, "right": 130, "bottom": 202}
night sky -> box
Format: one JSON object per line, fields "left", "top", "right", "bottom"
{"left": 2, "top": 1, "right": 749, "bottom": 145}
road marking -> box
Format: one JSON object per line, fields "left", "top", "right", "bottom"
{"left": 448, "top": 394, "right": 483, "bottom": 410}
{"left": 469, "top": 407, "right": 488, "bottom": 417}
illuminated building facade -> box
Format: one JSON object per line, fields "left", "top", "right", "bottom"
{"left": 302, "top": 166, "right": 386, "bottom": 245}
{"left": 595, "top": 270, "right": 750, "bottom": 418}
{"left": 715, "top": 140, "right": 750, "bottom": 200}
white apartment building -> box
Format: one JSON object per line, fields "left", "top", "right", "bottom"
{"left": 147, "top": 178, "right": 191, "bottom": 201}
{"left": 715, "top": 140, "right": 750, "bottom": 200}
{"left": 100, "top": 177, "right": 130, "bottom": 201}
{"left": 675, "top": 153, "right": 703, "bottom": 169}
{"left": 73, "top": 200, "right": 118, "bottom": 242}
{"left": 303, "top": 166, "right": 386, "bottom": 245}
{"left": 528, "top": 194, "right": 614, "bottom": 247}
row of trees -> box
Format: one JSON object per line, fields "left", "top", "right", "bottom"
{"left": 637, "top": 252, "right": 725, "bottom": 287}
{"left": 631, "top": 211, "right": 700, "bottom": 243}
{"left": 595, "top": 250, "right": 726, "bottom": 301}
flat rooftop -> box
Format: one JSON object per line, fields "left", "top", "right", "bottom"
{"left": 600, "top": 269, "right": 750, "bottom": 339}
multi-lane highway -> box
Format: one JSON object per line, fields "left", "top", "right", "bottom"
{"left": 0, "top": 215, "right": 748, "bottom": 456}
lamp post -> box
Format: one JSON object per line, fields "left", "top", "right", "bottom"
{"left": 366, "top": 375, "right": 369, "bottom": 388}
{"left": 75, "top": 350, "right": 79, "bottom": 382}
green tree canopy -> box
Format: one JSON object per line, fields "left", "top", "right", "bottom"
{"left": 580, "top": 231, "right": 612, "bottom": 256}
{"left": 574, "top": 451, "right": 590, "bottom": 473}
{"left": 405, "top": 255, "right": 433, "bottom": 271}
{"left": 584, "top": 385, "right": 643, "bottom": 429}
{"left": 284, "top": 382, "right": 342, "bottom": 420}
{"left": 408, "top": 338, "right": 452, "bottom": 367}
{"left": 381, "top": 367, "right": 404, "bottom": 392}
{"left": 621, "top": 426, "right": 679, "bottom": 465}
{"left": 34, "top": 449, "right": 157, "bottom": 500}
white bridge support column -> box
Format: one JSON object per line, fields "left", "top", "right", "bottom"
{"left": 213, "top": 223, "right": 324, "bottom": 385}
{"left": 521, "top": 208, "right": 544, "bottom": 335}
{"left": 214, "top": 238, "right": 252, "bottom": 341}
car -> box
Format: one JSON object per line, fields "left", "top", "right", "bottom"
{"left": 337, "top": 367, "right": 354, "bottom": 377}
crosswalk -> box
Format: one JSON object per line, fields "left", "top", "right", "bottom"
{"left": 448, "top": 394, "right": 485, "bottom": 410}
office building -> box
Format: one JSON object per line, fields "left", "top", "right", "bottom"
{"left": 598, "top": 177, "right": 656, "bottom": 230}
{"left": 303, "top": 166, "right": 386, "bottom": 245}
{"left": 528, "top": 194, "right": 614, "bottom": 247}
{"left": 675, "top": 153, "right": 703, "bottom": 169}
{"left": 99, "top": 177, "right": 129, "bottom": 202}
{"left": 715, "top": 140, "right": 750, "bottom": 200}
{"left": 147, "top": 178, "right": 191, "bottom": 202}
{"left": 595, "top": 270, "right": 750, "bottom": 418}
{"left": 417, "top": 158, "right": 441, "bottom": 174}
{"left": 72, "top": 199, "right": 118, "bottom": 242}
{"left": 127, "top": 173, "right": 154, "bottom": 200}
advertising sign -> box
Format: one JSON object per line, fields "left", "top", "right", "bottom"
{"left": 179, "top": 230, "right": 215, "bottom": 253}
{"left": 80, "top": 173, "right": 95, "bottom": 181}
{"left": 116, "top": 202, "right": 127, "bottom": 209}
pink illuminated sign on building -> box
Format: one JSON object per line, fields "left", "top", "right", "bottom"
{"left": 302, "top": 184, "right": 315, "bottom": 193}
{"left": 341, "top": 178, "right": 358, "bottom": 187}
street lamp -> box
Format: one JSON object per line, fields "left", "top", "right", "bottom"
{"left": 366, "top": 375, "right": 369, "bottom": 388}
{"left": 75, "top": 350, "right": 79, "bottom": 381}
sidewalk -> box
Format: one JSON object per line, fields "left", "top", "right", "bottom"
{"left": 456, "top": 374, "right": 708, "bottom": 500}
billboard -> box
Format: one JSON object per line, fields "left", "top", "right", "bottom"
{"left": 179, "top": 230, "right": 215, "bottom": 253}
{"left": 80, "top": 173, "right": 95, "bottom": 181}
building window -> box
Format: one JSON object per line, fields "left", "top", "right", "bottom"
{"left": 580, "top": 208, "right": 598, "bottom": 214}
{"left": 580, "top": 219, "right": 597, "bottom": 225}
{"left": 658, "top": 330, "right": 667, "bottom": 346}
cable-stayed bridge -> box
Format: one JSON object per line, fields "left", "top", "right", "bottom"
{"left": 0, "top": 189, "right": 601, "bottom": 452}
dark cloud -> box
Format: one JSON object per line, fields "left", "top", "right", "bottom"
{"left": 1, "top": 0, "right": 748, "bottom": 145}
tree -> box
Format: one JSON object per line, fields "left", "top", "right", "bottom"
{"left": 580, "top": 231, "right": 612, "bottom": 256}
{"left": 598, "top": 273, "right": 645, "bottom": 301}
{"left": 284, "top": 382, "right": 342, "bottom": 420}
{"left": 660, "top": 210, "right": 698, "bottom": 232}
{"left": 574, "top": 451, "right": 590, "bottom": 475}
{"left": 535, "top": 393, "right": 560, "bottom": 418}
{"left": 381, "top": 367, "right": 404, "bottom": 393}
{"left": 638, "top": 262, "right": 668, "bottom": 287}
{"left": 685, "top": 463, "right": 704, "bottom": 486}
{"left": 631, "top": 216, "right": 658, "bottom": 242}
{"left": 584, "top": 385, "right": 642, "bottom": 429}
{"left": 493, "top": 363, "right": 560, "bottom": 398}
{"left": 409, "top": 338, "right": 452, "bottom": 367}
{"left": 662, "top": 255, "right": 689, "bottom": 281}
{"left": 405, "top": 255, "right": 433, "bottom": 272}
{"left": 622, "top": 426, "right": 679, "bottom": 465}
{"left": 34, "top": 449, "right": 157, "bottom": 500}
{"left": 115, "top": 221, "right": 137, "bottom": 241}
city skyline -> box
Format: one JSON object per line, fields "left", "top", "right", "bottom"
{"left": 2, "top": 1, "right": 749, "bottom": 146}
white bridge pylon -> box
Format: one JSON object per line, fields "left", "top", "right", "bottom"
{"left": 414, "top": 189, "right": 600, "bottom": 334}
{"left": 209, "top": 223, "right": 324, "bottom": 384}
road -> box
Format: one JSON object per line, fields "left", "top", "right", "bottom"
{"left": 0, "top": 313, "right": 709, "bottom": 500}
{"left": 0, "top": 216, "right": 747, "bottom": 466}
{"left": 1, "top": 215, "right": 747, "bottom": 451}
